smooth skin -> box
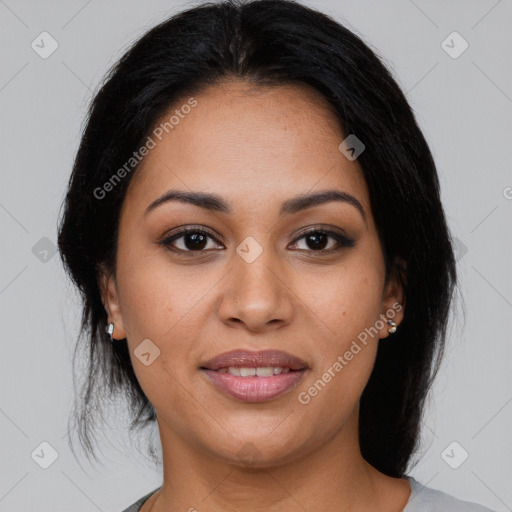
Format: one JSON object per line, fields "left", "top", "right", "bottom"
{"left": 100, "top": 79, "right": 411, "bottom": 511}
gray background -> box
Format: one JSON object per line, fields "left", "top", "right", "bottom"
{"left": 1, "top": 0, "right": 511, "bottom": 510}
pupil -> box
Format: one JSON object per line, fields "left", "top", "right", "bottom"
{"left": 185, "top": 232, "right": 207, "bottom": 250}
{"left": 307, "top": 232, "right": 327, "bottom": 250}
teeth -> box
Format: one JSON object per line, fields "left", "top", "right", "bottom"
{"left": 217, "top": 366, "right": 292, "bottom": 377}
{"left": 256, "top": 367, "right": 274, "bottom": 377}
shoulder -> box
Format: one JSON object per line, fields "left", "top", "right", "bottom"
{"left": 403, "top": 477, "right": 496, "bottom": 512}
{"left": 120, "top": 487, "right": 161, "bottom": 512}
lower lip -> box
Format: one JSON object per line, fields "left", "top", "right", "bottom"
{"left": 200, "top": 369, "right": 307, "bottom": 402}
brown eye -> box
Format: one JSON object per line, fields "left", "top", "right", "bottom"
{"left": 158, "top": 226, "right": 355, "bottom": 256}
{"left": 289, "top": 229, "right": 355, "bottom": 252}
{"left": 159, "top": 228, "right": 224, "bottom": 254}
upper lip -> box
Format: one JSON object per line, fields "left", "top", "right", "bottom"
{"left": 200, "top": 349, "right": 309, "bottom": 371}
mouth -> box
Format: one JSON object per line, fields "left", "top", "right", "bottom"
{"left": 199, "top": 349, "right": 309, "bottom": 402}
{"left": 200, "top": 349, "right": 309, "bottom": 372}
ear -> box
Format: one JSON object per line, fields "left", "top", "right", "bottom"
{"left": 97, "top": 263, "right": 127, "bottom": 340}
{"left": 377, "top": 257, "right": 406, "bottom": 340}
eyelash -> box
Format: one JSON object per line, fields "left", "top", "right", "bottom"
{"left": 158, "top": 226, "right": 355, "bottom": 256}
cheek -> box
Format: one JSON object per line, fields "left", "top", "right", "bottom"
{"left": 115, "top": 248, "right": 219, "bottom": 386}
{"left": 295, "top": 257, "right": 384, "bottom": 344}
{"left": 298, "top": 307, "right": 380, "bottom": 430}
{"left": 115, "top": 255, "right": 198, "bottom": 414}
{"left": 116, "top": 246, "right": 207, "bottom": 341}
{"left": 117, "top": 260, "right": 172, "bottom": 341}
{"left": 293, "top": 248, "right": 384, "bottom": 403}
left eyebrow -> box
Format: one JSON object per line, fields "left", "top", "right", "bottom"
{"left": 144, "top": 188, "right": 366, "bottom": 225}
{"left": 279, "top": 190, "right": 366, "bottom": 224}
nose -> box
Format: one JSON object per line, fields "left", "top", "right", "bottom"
{"left": 217, "top": 246, "right": 294, "bottom": 333}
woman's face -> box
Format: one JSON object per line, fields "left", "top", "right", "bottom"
{"left": 101, "top": 80, "right": 404, "bottom": 467}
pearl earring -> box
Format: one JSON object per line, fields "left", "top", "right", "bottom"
{"left": 105, "top": 322, "right": 114, "bottom": 341}
{"left": 386, "top": 319, "right": 397, "bottom": 334}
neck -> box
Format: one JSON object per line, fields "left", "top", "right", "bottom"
{"left": 143, "top": 409, "right": 409, "bottom": 512}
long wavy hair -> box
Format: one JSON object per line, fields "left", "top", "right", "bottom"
{"left": 57, "top": 0, "right": 457, "bottom": 477}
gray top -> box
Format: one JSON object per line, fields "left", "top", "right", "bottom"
{"left": 403, "top": 477, "right": 496, "bottom": 511}
{"left": 120, "top": 476, "right": 496, "bottom": 512}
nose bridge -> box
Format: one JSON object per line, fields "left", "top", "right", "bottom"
{"left": 218, "top": 235, "right": 293, "bottom": 330}
{"left": 236, "top": 239, "right": 278, "bottom": 290}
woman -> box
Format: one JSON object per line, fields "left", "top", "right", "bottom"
{"left": 57, "top": 0, "right": 496, "bottom": 510}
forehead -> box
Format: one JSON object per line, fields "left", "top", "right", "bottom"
{"left": 124, "top": 80, "right": 371, "bottom": 218}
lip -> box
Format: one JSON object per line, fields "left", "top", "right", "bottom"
{"left": 199, "top": 349, "right": 309, "bottom": 403}
{"left": 200, "top": 368, "right": 307, "bottom": 402}
{"left": 200, "top": 349, "right": 309, "bottom": 371}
